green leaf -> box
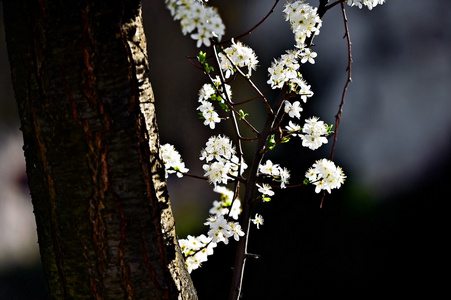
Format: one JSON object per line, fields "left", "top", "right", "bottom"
{"left": 262, "top": 197, "right": 272, "bottom": 202}
{"left": 281, "top": 136, "right": 291, "bottom": 143}
{"left": 268, "top": 134, "right": 276, "bottom": 150}
{"left": 211, "top": 94, "right": 221, "bottom": 102}
{"left": 218, "top": 101, "right": 229, "bottom": 112}
{"left": 197, "top": 51, "right": 206, "bottom": 63}
{"left": 327, "top": 124, "right": 334, "bottom": 134}
{"left": 205, "top": 63, "right": 214, "bottom": 73}
{"left": 238, "top": 109, "right": 249, "bottom": 119}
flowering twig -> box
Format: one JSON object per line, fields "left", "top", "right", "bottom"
{"left": 163, "top": 0, "right": 385, "bottom": 297}
{"left": 216, "top": 43, "right": 273, "bottom": 114}
{"left": 210, "top": 45, "right": 261, "bottom": 138}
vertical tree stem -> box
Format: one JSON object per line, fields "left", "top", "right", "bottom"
{"left": 228, "top": 87, "right": 287, "bottom": 300}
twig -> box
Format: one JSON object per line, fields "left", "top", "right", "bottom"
{"left": 221, "top": 0, "right": 280, "bottom": 44}
{"left": 232, "top": 88, "right": 272, "bottom": 106}
{"left": 320, "top": 0, "right": 352, "bottom": 209}
{"left": 181, "top": 172, "right": 209, "bottom": 181}
{"left": 330, "top": 1, "right": 352, "bottom": 162}
{"left": 326, "top": 0, "right": 345, "bottom": 12}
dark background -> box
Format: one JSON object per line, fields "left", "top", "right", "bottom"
{"left": 1, "top": 0, "right": 450, "bottom": 298}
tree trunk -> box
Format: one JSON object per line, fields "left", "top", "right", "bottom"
{"left": 2, "top": 0, "right": 197, "bottom": 299}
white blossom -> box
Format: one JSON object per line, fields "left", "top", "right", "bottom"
{"left": 251, "top": 214, "right": 264, "bottom": 229}
{"left": 285, "top": 120, "right": 301, "bottom": 136}
{"left": 299, "top": 48, "right": 317, "bottom": 64}
{"left": 257, "top": 183, "right": 275, "bottom": 197}
{"left": 258, "top": 160, "right": 281, "bottom": 177}
{"left": 284, "top": 100, "right": 303, "bottom": 119}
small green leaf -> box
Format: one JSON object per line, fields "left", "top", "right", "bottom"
{"left": 327, "top": 124, "right": 334, "bottom": 134}
{"left": 218, "top": 101, "right": 229, "bottom": 112}
{"left": 202, "top": 62, "right": 214, "bottom": 74}
{"left": 197, "top": 51, "right": 206, "bottom": 63}
{"left": 268, "top": 134, "right": 276, "bottom": 150}
{"left": 211, "top": 94, "right": 221, "bottom": 102}
{"left": 281, "top": 136, "right": 291, "bottom": 143}
{"left": 206, "top": 64, "right": 214, "bottom": 73}
{"left": 262, "top": 197, "right": 271, "bottom": 202}
{"left": 238, "top": 109, "right": 249, "bottom": 119}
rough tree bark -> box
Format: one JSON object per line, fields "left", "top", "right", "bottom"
{"left": 3, "top": 0, "right": 197, "bottom": 299}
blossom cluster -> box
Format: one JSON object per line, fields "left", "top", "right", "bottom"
{"left": 300, "top": 117, "right": 329, "bottom": 150}
{"left": 179, "top": 186, "right": 244, "bottom": 272}
{"left": 200, "top": 135, "right": 247, "bottom": 186}
{"left": 267, "top": 50, "right": 315, "bottom": 100}
{"left": 283, "top": 0, "right": 322, "bottom": 49}
{"left": 209, "top": 185, "right": 242, "bottom": 220}
{"left": 267, "top": 1, "right": 319, "bottom": 99}
{"left": 218, "top": 40, "right": 259, "bottom": 79}
{"left": 305, "top": 159, "right": 346, "bottom": 193}
{"left": 197, "top": 76, "right": 232, "bottom": 129}
{"left": 347, "top": 0, "right": 386, "bottom": 10}
{"left": 258, "top": 160, "right": 290, "bottom": 189}
{"left": 160, "top": 143, "right": 189, "bottom": 177}
{"left": 179, "top": 234, "right": 214, "bottom": 273}
{"left": 286, "top": 116, "right": 330, "bottom": 150}
{"left": 205, "top": 214, "right": 244, "bottom": 245}
{"left": 165, "top": 0, "right": 225, "bottom": 47}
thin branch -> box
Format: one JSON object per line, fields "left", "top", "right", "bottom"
{"left": 181, "top": 172, "right": 209, "bottom": 181}
{"left": 305, "top": 1, "right": 347, "bottom": 48}
{"left": 320, "top": 0, "right": 352, "bottom": 209}
{"left": 186, "top": 55, "right": 204, "bottom": 70}
{"left": 326, "top": 0, "right": 345, "bottom": 11}
{"left": 221, "top": 0, "right": 280, "bottom": 44}
{"left": 330, "top": 1, "right": 352, "bottom": 162}
{"left": 232, "top": 88, "right": 272, "bottom": 106}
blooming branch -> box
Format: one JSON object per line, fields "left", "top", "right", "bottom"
{"left": 161, "top": 0, "right": 388, "bottom": 299}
